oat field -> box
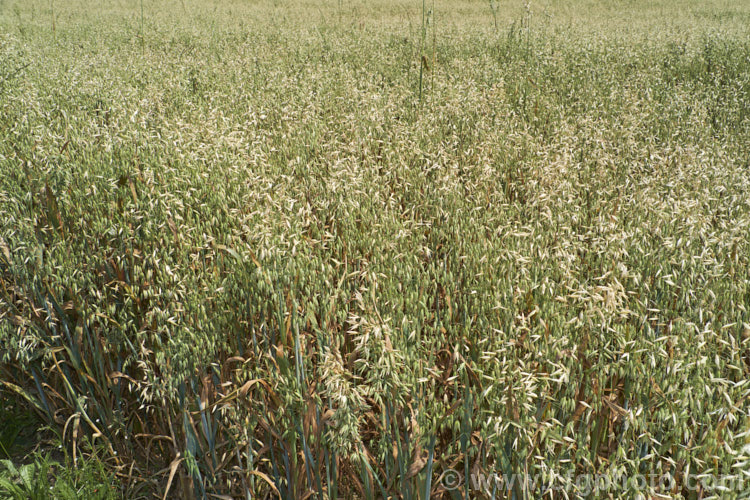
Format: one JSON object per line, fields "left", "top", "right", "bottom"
{"left": 1, "top": 0, "right": 750, "bottom": 498}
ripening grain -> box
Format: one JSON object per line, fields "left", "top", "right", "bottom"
{"left": 1, "top": 0, "right": 749, "bottom": 498}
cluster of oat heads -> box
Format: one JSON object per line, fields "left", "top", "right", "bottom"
{"left": 1, "top": 0, "right": 750, "bottom": 498}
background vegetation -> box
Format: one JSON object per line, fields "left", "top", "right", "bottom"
{"left": 1, "top": 0, "right": 750, "bottom": 497}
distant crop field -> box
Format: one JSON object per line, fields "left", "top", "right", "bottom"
{"left": 1, "top": 0, "right": 750, "bottom": 498}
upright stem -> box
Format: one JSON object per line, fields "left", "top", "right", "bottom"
{"left": 431, "top": 0, "right": 435, "bottom": 96}
{"left": 140, "top": 0, "right": 144, "bottom": 54}
{"left": 421, "top": 0, "right": 426, "bottom": 41}
{"left": 418, "top": 0, "right": 426, "bottom": 103}
{"left": 490, "top": 0, "right": 498, "bottom": 32}
{"left": 50, "top": 0, "right": 55, "bottom": 38}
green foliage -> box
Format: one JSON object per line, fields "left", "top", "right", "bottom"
{"left": 0, "top": 397, "right": 119, "bottom": 499}
{"left": 0, "top": 454, "right": 118, "bottom": 500}
{"left": 1, "top": 0, "right": 750, "bottom": 498}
